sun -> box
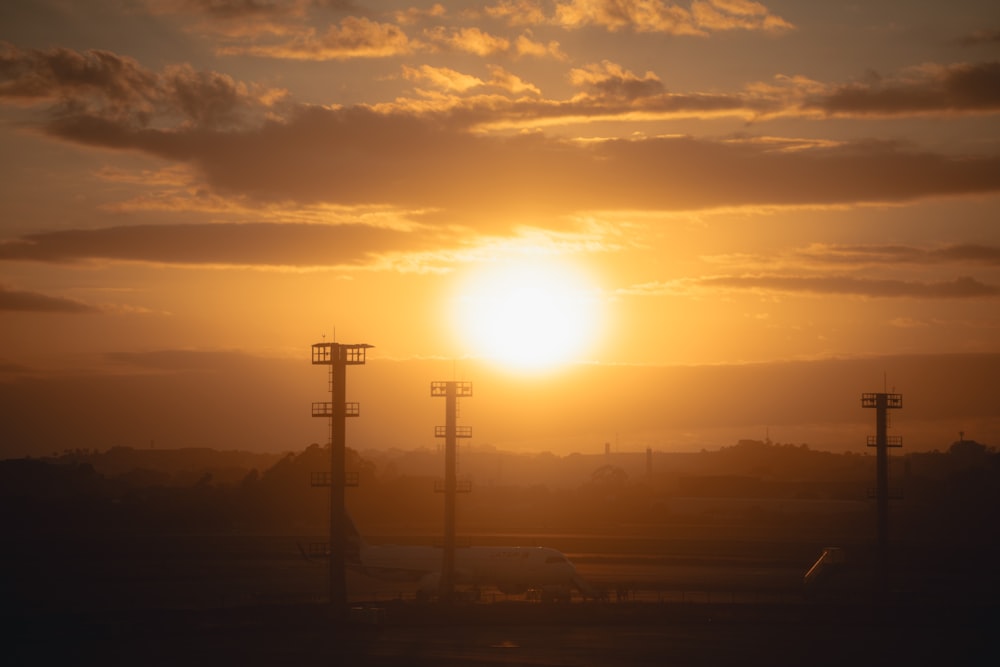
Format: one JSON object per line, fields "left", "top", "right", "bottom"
{"left": 453, "top": 259, "right": 602, "bottom": 371}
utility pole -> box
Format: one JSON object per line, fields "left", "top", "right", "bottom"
{"left": 431, "top": 380, "right": 472, "bottom": 603}
{"left": 312, "top": 341, "right": 371, "bottom": 615}
{"left": 861, "top": 390, "right": 902, "bottom": 597}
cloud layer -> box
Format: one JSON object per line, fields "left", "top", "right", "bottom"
{"left": 0, "top": 285, "right": 98, "bottom": 313}
{"left": 0, "top": 223, "right": 415, "bottom": 268}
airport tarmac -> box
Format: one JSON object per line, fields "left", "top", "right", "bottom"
{"left": 6, "top": 531, "right": 996, "bottom": 666}
{"left": 10, "top": 599, "right": 993, "bottom": 667}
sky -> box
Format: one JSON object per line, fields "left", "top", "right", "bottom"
{"left": 2, "top": 1, "right": 999, "bottom": 459}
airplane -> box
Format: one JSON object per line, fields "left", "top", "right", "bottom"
{"left": 306, "top": 514, "right": 596, "bottom": 602}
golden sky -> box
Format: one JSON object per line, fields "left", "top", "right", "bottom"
{"left": 1, "top": 1, "right": 999, "bottom": 457}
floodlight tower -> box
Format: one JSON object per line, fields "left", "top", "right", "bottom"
{"left": 312, "top": 341, "right": 371, "bottom": 612}
{"left": 861, "top": 390, "right": 902, "bottom": 596}
{"left": 431, "top": 380, "right": 473, "bottom": 602}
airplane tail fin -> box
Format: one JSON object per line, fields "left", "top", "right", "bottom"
{"left": 343, "top": 511, "right": 365, "bottom": 565}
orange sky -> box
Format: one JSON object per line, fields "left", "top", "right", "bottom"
{"left": 1, "top": 2, "right": 999, "bottom": 458}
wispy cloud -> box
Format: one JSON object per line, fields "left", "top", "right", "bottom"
{"left": 215, "top": 16, "right": 414, "bottom": 60}
{"left": 422, "top": 25, "right": 510, "bottom": 56}
{"left": 149, "top": 0, "right": 791, "bottom": 62}
{"left": 794, "top": 243, "right": 1000, "bottom": 267}
{"left": 105, "top": 348, "right": 253, "bottom": 372}
{"left": 958, "top": 28, "right": 1000, "bottom": 47}
{"left": 551, "top": 0, "right": 794, "bottom": 35}
{"left": 0, "top": 223, "right": 419, "bottom": 269}
{"left": 622, "top": 274, "right": 1000, "bottom": 299}
{"left": 379, "top": 59, "right": 1000, "bottom": 127}
{"left": 703, "top": 243, "right": 1000, "bottom": 271}
{"left": 0, "top": 285, "right": 99, "bottom": 313}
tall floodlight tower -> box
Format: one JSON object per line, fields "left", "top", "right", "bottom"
{"left": 312, "top": 341, "right": 371, "bottom": 613}
{"left": 431, "top": 380, "right": 473, "bottom": 602}
{"left": 861, "top": 390, "right": 902, "bottom": 596}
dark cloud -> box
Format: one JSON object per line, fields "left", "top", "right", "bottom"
{"left": 105, "top": 349, "right": 252, "bottom": 372}
{"left": 959, "top": 28, "right": 1000, "bottom": 46}
{"left": 5, "top": 44, "right": 1000, "bottom": 214}
{"left": 812, "top": 62, "right": 1000, "bottom": 115}
{"left": 0, "top": 42, "right": 277, "bottom": 130}
{"left": 799, "top": 243, "right": 1000, "bottom": 266}
{"left": 0, "top": 285, "right": 98, "bottom": 313}
{"left": 168, "top": 0, "right": 309, "bottom": 20}
{"left": 150, "top": 2, "right": 407, "bottom": 61}
{"left": 0, "top": 222, "right": 416, "bottom": 266}
{"left": 569, "top": 61, "right": 666, "bottom": 101}
{"left": 0, "top": 359, "right": 32, "bottom": 374}
{"left": 0, "top": 42, "right": 159, "bottom": 116}
{"left": 935, "top": 244, "right": 1000, "bottom": 264}
{"left": 697, "top": 274, "right": 1000, "bottom": 299}
{"left": 163, "top": 0, "right": 361, "bottom": 18}
{"left": 37, "top": 103, "right": 1000, "bottom": 214}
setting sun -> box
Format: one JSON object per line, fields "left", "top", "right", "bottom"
{"left": 453, "top": 260, "right": 602, "bottom": 371}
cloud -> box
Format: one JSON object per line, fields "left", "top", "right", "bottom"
{"left": 147, "top": 0, "right": 365, "bottom": 38}
{"left": 0, "top": 223, "right": 421, "bottom": 268}
{"left": 682, "top": 274, "right": 1000, "bottom": 299}
{"left": 691, "top": 0, "right": 793, "bottom": 32}
{"left": 394, "top": 3, "right": 448, "bottom": 25}
{"left": 959, "top": 28, "right": 1000, "bottom": 47}
{"left": 485, "top": 65, "right": 542, "bottom": 94}
{"left": 167, "top": 0, "right": 792, "bottom": 59}
{"left": 484, "top": 1, "right": 550, "bottom": 27}
{"left": 795, "top": 243, "right": 1000, "bottom": 267}
{"left": 430, "top": 61, "right": 1000, "bottom": 125}
{"left": 383, "top": 63, "right": 755, "bottom": 125}
{"left": 151, "top": 1, "right": 339, "bottom": 21}
{"left": 552, "top": 0, "right": 793, "bottom": 35}
{"left": 401, "top": 64, "right": 542, "bottom": 96}
{"left": 809, "top": 62, "right": 1000, "bottom": 116}
{"left": 515, "top": 32, "right": 567, "bottom": 60}
{"left": 0, "top": 42, "right": 284, "bottom": 129}
{"left": 0, "top": 42, "right": 159, "bottom": 111}
{"left": 105, "top": 349, "right": 253, "bottom": 372}
{"left": 148, "top": 2, "right": 566, "bottom": 62}
{"left": 569, "top": 61, "right": 665, "bottom": 101}
{"left": 217, "top": 16, "right": 413, "bottom": 59}
{"left": 402, "top": 64, "right": 485, "bottom": 92}
{"left": 0, "top": 359, "right": 33, "bottom": 374}
{"left": 0, "top": 285, "right": 99, "bottom": 313}
{"left": 700, "top": 243, "right": 1000, "bottom": 276}
{"left": 36, "top": 103, "right": 1000, "bottom": 215}
{"left": 422, "top": 26, "right": 511, "bottom": 55}
{"left": 5, "top": 47, "right": 1000, "bottom": 216}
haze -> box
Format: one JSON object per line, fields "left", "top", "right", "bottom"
{"left": 2, "top": 1, "right": 999, "bottom": 459}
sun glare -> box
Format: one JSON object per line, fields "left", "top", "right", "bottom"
{"left": 454, "top": 259, "right": 601, "bottom": 372}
